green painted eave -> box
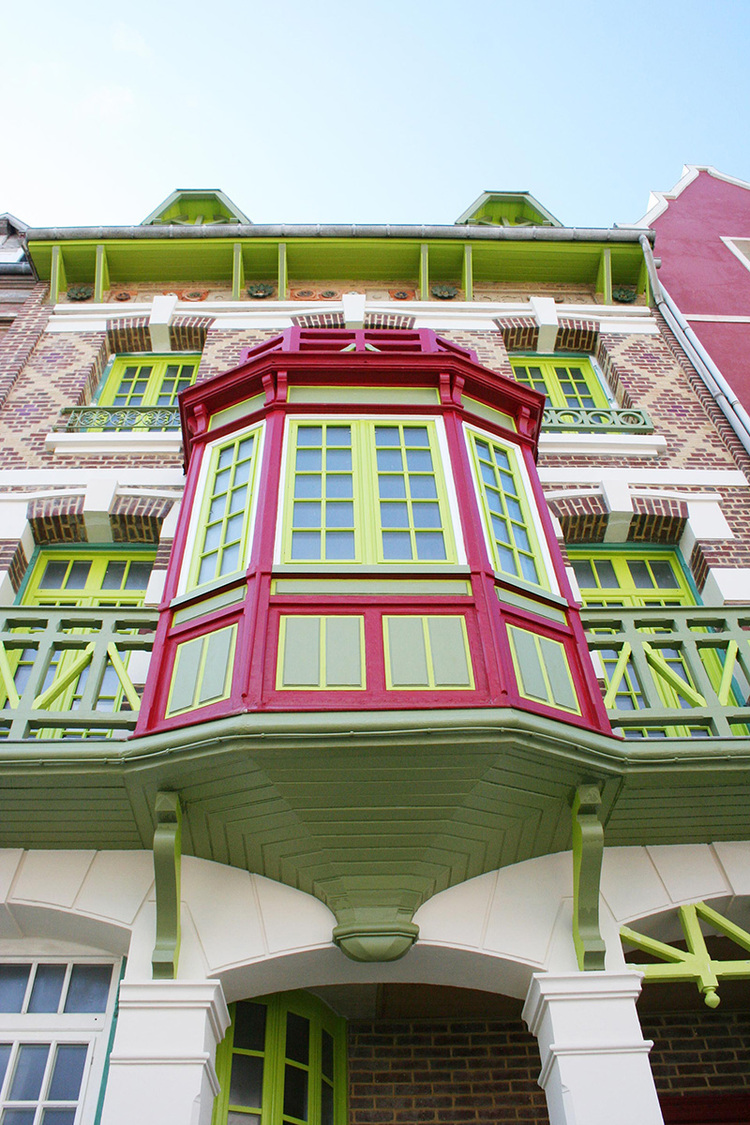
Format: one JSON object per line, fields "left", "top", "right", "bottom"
{"left": 0, "top": 708, "right": 748, "bottom": 927}
{"left": 26, "top": 228, "right": 651, "bottom": 288}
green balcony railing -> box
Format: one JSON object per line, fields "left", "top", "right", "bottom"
{"left": 59, "top": 406, "right": 181, "bottom": 432}
{"left": 543, "top": 406, "right": 653, "bottom": 432}
{"left": 583, "top": 605, "right": 750, "bottom": 739}
{"left": 0, "top": 607, "right": 158, "bottom": 741}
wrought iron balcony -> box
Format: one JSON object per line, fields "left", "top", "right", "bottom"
{"left": 59, "top": 406, "right": 181, "bottom": 432}
{"left": 0, "top": 607, "right": 158, "bottom": 741}
{"left": 542, "top": 406, "right": 653, "bottom": 432}
{"left": 582, "top": 605, "right": 750, "bottom": 739}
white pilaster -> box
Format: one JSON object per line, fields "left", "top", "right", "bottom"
{"left": 100, "top": 980, "right": 230, "bottom": 1125}
{"left": 522, "top": 972, "right": 663, "bottom": 1125}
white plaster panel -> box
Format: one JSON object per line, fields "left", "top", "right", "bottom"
{"left": 181, "top": 858, "right": 267, "bottom": 970}
{"left": 12, "top": 851, "right": 95, "bottom": 908}
{"left": 601, "top": 847, "right": 669, "bottom": 922}
{"left": 484, "top": 853, "right": 572, "bottom": 965}
{"left": 702, "top": 567, "right": 750, "bottom": 606}
{"left": 712, "top": 841, "right": 750, "bottom": 894}
{"left": 252, "top": 874, "right": 335, "bottom": 954}
{"left": 646, "top": 844, "right": 730, "bottom": 903}
{"left": 74, "top": 851, "right": 153, "bottom": 924}
{"left": 0, "top": 501, "right": 30, "bottom": 539}
{"left": 414, "top": 871, "right": 495, "bottom": 948}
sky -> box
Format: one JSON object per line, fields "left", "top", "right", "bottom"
{"left": 4, "top": 0, "right": 750, "bottom": 230}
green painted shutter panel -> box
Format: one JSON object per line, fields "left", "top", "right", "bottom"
{"left": 387, "top": 618, "right": 429, "bottom": 687}
{"left": 539, "top": 635, "right": 578, "bottom": 711}
{"left": 428, "top": 617, "right": 471, "bottom": 687}
{"left": 168, "top": 637, "right": 204, "bottom": 715}
{"left": 325, "top": 618, "right": 363, "bottom": 687}
{"left": 282, "top": 618, "right": 321, "bottom": 687}
{"left": 510, "top": 627, "right": 547, "bottom": 701}
{"left": 166, "top": 625, "right": 236, "bottom": 716}
{"left": 199, "top": 628, "right": 235, "bottom": 706}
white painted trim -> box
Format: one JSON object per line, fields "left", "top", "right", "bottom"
{"left": 0, "top": 469, "right": 186, "bottom": 485}
{"left": 538, "top": 433, "right": 668, "bottom": 458}
{"left": 684, "top": 314, "right": 750, "bottom": 323}
{"left": 720, "top": 235, "right": 750, "bottom": 277}
{"left": 538, "top": 467, "right": 748, "bottom": 486}
{"left": 44, "top": 432, "right": 183, "bottom": 455}
{"left": 636, "top": 165, "right": 750, "bottom": 227}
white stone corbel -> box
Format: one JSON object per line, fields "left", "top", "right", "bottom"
{"left": 600, "top": 479, "right": 633, "bottom": 542}
{"left": 84, "top": 478, "right": 119, "bottom": 543}
{"left": 342, "top": 292, "right": 366, "bottom": 329}
{"left": 529, "top": 296, "right": 559, "bottom": 353}
{"left": 149, "top": 294, "right": 179, "bottom": 352}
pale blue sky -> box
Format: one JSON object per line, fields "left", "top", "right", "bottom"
{"left": 5, "top": 0, "right": 749, "bottom": 229}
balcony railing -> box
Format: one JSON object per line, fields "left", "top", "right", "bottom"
{"left": 543, "top": 406, "right": 653, "bottom": 432}
{"left": 583, "top": 605, "right": 750, "bottom": 739}
{"left": 0, "top": 607, "right": 158, "bottom": 741}
{"left": 58, "top": 406, "right": 181, "bottom": 432}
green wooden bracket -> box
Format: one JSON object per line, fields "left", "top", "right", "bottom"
{"left": 602, "top": 641, "right": 632, "bottom": 708}
{"left": 33, "top": 642, "right": 95, "bottom": 709}
{"left": 232, "top": 242, "right": 244, "bottom": 300}
{"left": 462, "top": 244, "right": 473, "bottom": 301}
{"left": 105, "top": 643, "right": 141, "bottom": 712}
{"left": 717, "top": 639, "right": 739, "bottom": 705}
{"left": 572, "top": 784, "right": 606, "bottom": 970}
{"left": 94, "top": 245, "right": 109, "bottom": 302}
{"left": 0, "top": 642, "right": 20, "bottom": 709}
{"left": 621, "top": 900, "right": 750, "bottom": 1007}
{"left": 50, "top": 246, "right": 67, "bottom": 304}
{"left": 597, "top": 248, "right": 612, "bottom": 304}
{"left": 152, "top": 791, "right": 182, "bottom": 980}
{"left": 419, "top": 243, "right": 429, "bottom": 301}
{"left": 277, "top": 243, "right": 288, "bottom": 300}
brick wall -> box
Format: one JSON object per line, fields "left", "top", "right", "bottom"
{"left": 643, "top": 1011, "right": 750, "bottom": 1095}
{"left": 348, "top": 1020, "right": 549, "bottom": 1125}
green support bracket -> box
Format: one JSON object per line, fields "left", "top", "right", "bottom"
{"left": 462, "top": 244, "right": 473, "bottom": 301}
{"left": 572, "top": 784, "right": 606, "bottom": 970}
{"left": 94, "top": 245, "right": 109, "bottom": 303}
{"left": 152, "top": 791, "right": 182, "bottom": 980}
{"left": 232, "top": 242, "right": 244, "bottom": 300}
{"left": 419, "top": 243, "right": 429, "bottom": 301}
{"left": 597, "top": 247, "right": 612, "bottom": 305}
{"left": 277, "top": 242, "right": 288, "bottom": 300}
{"left": 50, "top": 245, "right": 67, "bottom": 304}
{"left": 621, "top": 900, "right": 750, "bottom": 1007}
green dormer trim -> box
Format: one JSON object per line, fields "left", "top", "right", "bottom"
{"left": 142, "top": 188, "right": 251, "bottom": 226}
{"left": 455, "top": 190, "right": 562, "bottom": 228}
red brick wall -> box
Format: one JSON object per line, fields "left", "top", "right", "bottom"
{"left": 347, "top": 1020, "right": 549, "bottom": 1125}
{"left": 643, "top": 1011, "right": 750, "bottom": 1096}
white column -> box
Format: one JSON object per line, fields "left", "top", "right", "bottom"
{"left": 522, "top": 971, "right": 663, "bottom": 1125}
{"left": 99, "top": 980, "right": 230, "bottom": 1125}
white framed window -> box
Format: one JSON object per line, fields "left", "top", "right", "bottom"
{"left": 0, "top": 959, "right": 119, "bottom": 1125}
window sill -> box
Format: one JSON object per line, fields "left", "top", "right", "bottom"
{"left": 45, "top": 431, "right": 183, "bottom": 455}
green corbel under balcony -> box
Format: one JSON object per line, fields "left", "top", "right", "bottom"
{"left": 572, "top": 784, "right": 606, "bottom": 970}
{"left": 152, "top": 791, "right": 182, "bottom": 980}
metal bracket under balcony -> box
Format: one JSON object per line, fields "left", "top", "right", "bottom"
{"left": 0, "top": 607, "right": 157, "bottom": 741}
{"left": 583, "top": 605, "right": 750, "bottom": 739}
{"left": 543, "top": 406, "right": 653, "bottom": 432}
{"left": 59, "top": 406, "right": 181, "bottom": 432}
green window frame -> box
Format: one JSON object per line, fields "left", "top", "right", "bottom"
{"left": 187, "top": 426, "right": 263, "bottom": 590}
{"left": 20, "top": 550, "right": 155, "bottom": 608}
{"left": 466, "top": 429, "right": 550, "bottom": 589}
{"left": 570, "top": 550, "right": 695, "bottom": 608}
{"left": 510, "top": 356, "right": 610, "bottom": 411}
{"left": 97, "top": 353, "right": 199, "bottom": 410}
{"left": 281, "top": 419, "right": 457, "bottom": 565}
{"left": 212, "top": 991, "right": 346, "bottom": 1125}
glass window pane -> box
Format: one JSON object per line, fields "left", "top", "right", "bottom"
{"left": 321, "top": 1030, "right": 333, "bottom": 1081}
{"left": 66, "top": 563, "right": 91, "bottom": 590}
{"left": 28, "top": 965, "right": 66, "bottom": 1013}
{"left": 595, "top": 560, "right": 618, "bottom": 588}
{"left": 227, "top": 1114, "right": 261, "bottom": 1125}
{"left": 628, "top": 561, "right": 654, "bottom": 589}
{"left": 0, "top": 967, "right": 30, "bottom": 1013}
{"left": 125, "top": 562, "right": 153, "bottom": 590}
{"left": 48, "top": 1045, "right": 87, "bottom": 1101}
{"left": 43, "top": 1110, "right": 77, "bottom": 1125}
{"left": 229, "top": 1053, "right": 264, "bottom": 1109}
{"left": 405, "top": 449, "right": 432, "bottom": 471}
{"left": 321, "top": 1081, "right": 333, "bottom": 1125}
{"left": 283, "top": 1065, "right": 308, "bottom": 1121}
{"left": 325, "top": 532, "right": 355, "bottom": 560}
{"left": 64, "top": 964, "right": 111, "bottom": 1013}
{"left": 415, "top": 532, "right": 447, "bottom": 561}
{"left": 0, "top": 1045, "right": 12, "bottom": 1088}
{"left": 40, "top": 562, "right": 67, "bottom": 589}
{"left": 382, "top": 532, "right": 412, "bottom": 560}
{"left": 408, "top": 476, "right": 438, "bottom": 500}
{"left": 233, "top": 1002, "right": 266, "bottom": 1053}
{"left": 285, "top": 1012, "right": 309, "bottom": 1065}
{"left": 378, "top": 476, "right": 406, "bottom": 499}
{"left": 297, "top": 427, "right": 322, "bottom": 446}
{"left": 9, "top": 1044, "right": 49, "bottom": 1099}
{"left": 102, "top": 562, "right": 126, "bottom": 590}
{"left": 650, "top": 560, "right": 680, "bottom": 589}
{"left": 3, "top": 1111, "right": 36, "bottom": 1125}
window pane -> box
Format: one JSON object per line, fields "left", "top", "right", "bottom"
{"left": 66, "top": 563, "right": 91, "bottom": 590}
{"left": 64, "top": 964, "right": 111, "bottom": 1013}
{"left": 9, "top": 1044, "right": 49, "bottom": 1100}
{"left": 229, "top": 1053, "right": 263, "bottom": 1109}
{"left": 28, "top": 965, "right": 66, "bottom": 1013}
{"left": 42, "top": 1111, "right": 77, "bottom": 1125}
{"left": 321, "top": 1030, "right": 333, "bottom": 1081}
{"left": 283, "top": 1065, "right": 308, "bottom": 1121}
{"left": 285, "top": 1013, "right": 309, "bottom": 1065}
{"left": 48, "top": 1045, "right": 87, "bottom": 1101}
{"left": 233, "top": 1002, "right": 266, "bottom": 1053}
{"left": 0, "top": 967, "right": 29, "bottom": 1013}
{"left": 227, "top": 1115, "right": 260, "bottom": 1125}
{"left": 101, "top": 562, "right": 127, "bottom": 590}
{"left": 40, "top": 562, "right": 67, "bottom": 589}
{"left": 650, "top": 560, "right": 680, "bottom": 589}
{"left": 321, "top": 1081, "right": 334, "bottom": 1125}
{"left": 628, "top": 561, "right": 654, "bottom": 589}
{"left": 3, "top": 1111, "right": 36, "bottom": 1125}
{"left": 0, "top": 1045, "right": 12, "bottom": 1088}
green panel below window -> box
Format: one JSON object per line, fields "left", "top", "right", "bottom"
{"left": 508, "top": 625, "right": 580, "bottom": 714}
{"left": 387, "top": 617, "right": 429, "bottom": 687}
{"left": 288, "top": 386, "right": 439, "bottom": 405}
{"left": 166, "top": 624, "right": 237, "bottom": 716}
{"left": 384, "top": 615, "right": 473, "bottom": 690}
{"left": 278, "top": 617, "right": 364, "bottom": 690}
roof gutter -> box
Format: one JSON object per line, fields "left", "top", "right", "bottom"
{"left": 25, "top": 223, "right": 656, "bottom": 244}
{"left": 639, "top": 233, "right": 750, "bottom": 460}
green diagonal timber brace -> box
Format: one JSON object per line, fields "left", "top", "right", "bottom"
{"left": 152, "top": 791, "right": 182, "bottom": 980}
{"left": 572, "top": 784, "right": 606, "bottom": 970}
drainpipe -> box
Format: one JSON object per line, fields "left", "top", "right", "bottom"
{"left": 639, "top": 233, "right": 750, "bottom": 459}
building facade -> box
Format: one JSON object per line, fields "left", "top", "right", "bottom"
{"left": 0, "top": 188, "right": 748, "bottom": 1125}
